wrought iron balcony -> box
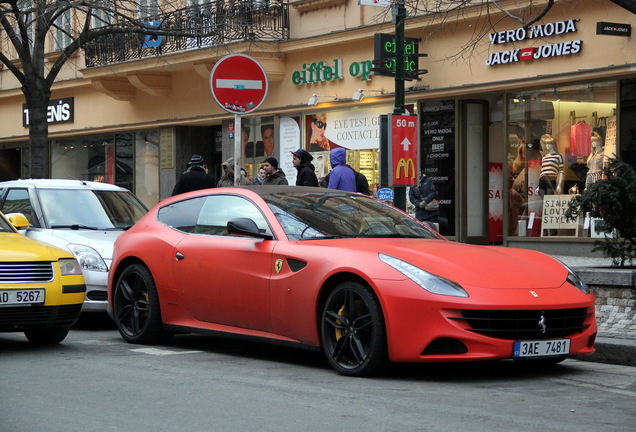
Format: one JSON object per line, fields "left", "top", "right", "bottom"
{"left": 84, "top": 1, "right": 289, "bottom": 68}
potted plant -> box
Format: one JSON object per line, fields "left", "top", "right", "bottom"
{"left": 566, "top": 158, "right": 636, "bottom": 267}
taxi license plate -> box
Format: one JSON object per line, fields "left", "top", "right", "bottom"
{"left": 513, "top": 339, "right": 570, "bottom": 358}
{"left": 0, "top": 289, "right": 45, "bottom": 306}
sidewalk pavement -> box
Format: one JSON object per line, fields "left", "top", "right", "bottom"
{"left": 552, "top": 255, "right": 635, "bottom": 367}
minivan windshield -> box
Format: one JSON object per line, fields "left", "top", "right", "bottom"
{"left": 39, "top": 189, "right": 147, "bottom": 230}
{"left": 263, "top": 191, "right": 442, "bottom": 241}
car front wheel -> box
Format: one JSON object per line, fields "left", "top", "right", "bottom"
{"left": 321, "top": 281, "right": 387, "bottom": 376}
{"left": 113, "top": 263, "right": 168, "bottom": 344}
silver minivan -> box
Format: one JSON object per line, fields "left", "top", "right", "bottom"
{"left": 0, "top": 179, "right": 148, "bottom": 312}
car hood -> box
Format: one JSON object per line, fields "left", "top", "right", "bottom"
{"left": 37, "top": 229, "right": 123, "bottom": 260}
{"left": 316, "top": 238, "right": 569, "bottom": 289}
{"left": 0, "top": 233, "right": 71, "bottom": 261}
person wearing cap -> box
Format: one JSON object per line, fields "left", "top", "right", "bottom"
{"left": 217, "top": 157, "right": 252, "bottom": 187}
{"left": 291, "top": 149, "right": 319, "bottom": 187}
{"left": 171, "top": 154, "right": 215, "bottom": 196}
{"left": 261, "top": 157, "right": 288, "bottom": 185}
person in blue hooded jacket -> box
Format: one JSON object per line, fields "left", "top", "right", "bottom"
{"left": 327, "top": 148, "right": 356, "bottom": 192}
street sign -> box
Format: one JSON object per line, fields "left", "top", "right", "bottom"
{"left": 209, "top": 54, "right": 268, "bottom": 114}
{"left": 389, "top": 114, "right": 419, "bottom": 186}
{"left": 376, "top": 188, "right": 394, "bottom": 202}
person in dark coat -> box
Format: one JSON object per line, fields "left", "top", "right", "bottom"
{"left": 291, "top": 149, "right": 319, "bottom": 186}
{"left": 262, "top": 157, "right": 288, "bottom": 185}
{"left": 171, "top": 154, "right": 215, "bottom": 196}
{"left": 409, "top": 172, "right": 440, "bottom": 226}
{"left": 327, "top": 148, "right": 356, "bottom": 192}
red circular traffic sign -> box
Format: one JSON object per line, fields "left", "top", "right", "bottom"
{"left": 209, "top": 54, "right": 268, "bottom": 114}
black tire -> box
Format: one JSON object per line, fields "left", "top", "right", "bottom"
{"left": 24, "top": 326, "right": 70, "bottom": 345}
{"left": 113, "top": 263, "right": 168, "bottom": 344}
{"left": 320, "top": 281, "right": 388, "bottom": 376}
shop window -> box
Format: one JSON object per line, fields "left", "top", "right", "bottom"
{"left": 507, "top": 81, "right": 617, "bottom": 238}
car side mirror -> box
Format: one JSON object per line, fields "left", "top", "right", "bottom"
{"left": 227, "top": 218, "right": 273, "bottom": 240}
{"left": 6, "top": 213, "right": 30, "bottom": 230}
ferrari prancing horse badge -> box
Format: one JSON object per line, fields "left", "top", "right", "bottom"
{"left": 275, "top": 259, "right": 284, "bottom": 274}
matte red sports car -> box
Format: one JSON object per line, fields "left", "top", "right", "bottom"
{"left": 108, "top": 186, "right": 596, "bottom": 376}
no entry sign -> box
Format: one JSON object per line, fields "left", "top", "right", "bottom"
{"left": 209, "top": 54, "right": 268, "bottom": 114}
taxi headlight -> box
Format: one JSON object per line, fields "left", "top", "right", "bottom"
{"left": 67, "top": 244, "right": 108, "bottom": 272}
{"left": 58, "top": 258, "right": 83, "bottom": 276}
{"left": 379, "top": 253, "right": 469, "bottom": 297}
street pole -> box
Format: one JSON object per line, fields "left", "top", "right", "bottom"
{"left": 393, "top": 0, "right": 407, "bottom": 210}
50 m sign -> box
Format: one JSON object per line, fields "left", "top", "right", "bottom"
{"left": 23, "top": 97, "right": 74, "bottom": 127}
{"left": 389, "top": 114, "right": 419, "bottom": 186}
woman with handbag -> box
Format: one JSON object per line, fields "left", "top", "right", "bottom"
{"left": 409, "top": 172, "right": 440, "bottom": 229}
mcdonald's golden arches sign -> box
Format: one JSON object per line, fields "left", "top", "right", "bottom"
{"left": 389, "top": 114, "right": 419, "bottom": 186}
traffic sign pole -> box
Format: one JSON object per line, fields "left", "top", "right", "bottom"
{"left": 234, "top": 114, "right": 241, "bottom": 186}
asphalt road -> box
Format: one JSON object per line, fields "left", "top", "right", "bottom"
{"left": 1, "top": 315, "right": 635, "bottom": 432}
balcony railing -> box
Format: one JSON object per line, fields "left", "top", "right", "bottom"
{"left": 84, "top": 1, "right": 289, "bottom": 68}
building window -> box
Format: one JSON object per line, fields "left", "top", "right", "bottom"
{"left": 54, "top": 8, "right": 72, "bottom": 51}
{"left": 139, "top": 0, "right": 161, "bottom": 18}
{"left": 507, "top": 81, "right": 617, "bottom": 238}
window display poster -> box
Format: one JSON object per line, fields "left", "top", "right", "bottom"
{"left": 421, "top": 100, "right": 456, "bottom": 236}
{"left": 280, "top": 116, "right": 301, "bottom": 185}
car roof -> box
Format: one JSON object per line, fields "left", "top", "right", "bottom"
{"left": 0, "top": 179, "right": 129, "bottom": 192}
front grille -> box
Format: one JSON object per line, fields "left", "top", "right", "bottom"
{"left": 0, "top": 304, "right": 82, "bottom": 329}
{"left": 459, "top": 308, "right": 590, "bottom": 340}
{"left": 0, "top": 262, "right": 54, "bottom": 282}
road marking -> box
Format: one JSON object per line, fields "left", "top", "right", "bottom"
{"left": 130, "top": 347, "right": 203, "bottom": 356}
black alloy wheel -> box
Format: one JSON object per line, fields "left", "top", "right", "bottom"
{"left": 113, "top": 263, "right": 167, "bottom": 344}
{"left": 321, "top": 281, "right": 387, "bottom": 376}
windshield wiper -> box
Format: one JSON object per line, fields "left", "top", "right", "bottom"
{"left": 50, "top": 224, "right": 99, "bottom": 230}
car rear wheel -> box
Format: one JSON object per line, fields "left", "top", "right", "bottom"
{"left": 113, "top": 263, "right": 168, "bottom": 344}
{"left": 24, "top": 326, "right": 70, "bottom": 345}
{"left": 321, "top": 281, "right": 387, "bottom": 376}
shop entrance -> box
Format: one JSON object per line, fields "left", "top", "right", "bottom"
{"left": 0, "top": 148, "right": 21, "bottom": 181}
{"left": 458, "top": 100, "right": 489, "bottom": 244}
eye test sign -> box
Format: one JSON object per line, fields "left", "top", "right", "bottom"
{"left": 306, "top": 106, "right": 387, "bottom": 152}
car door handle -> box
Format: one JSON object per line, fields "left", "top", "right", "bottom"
{"left": 175, "top": 252, "right": 184, "bottom": 260}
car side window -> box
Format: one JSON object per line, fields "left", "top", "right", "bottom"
{"left": 157, "top": 197, "right": 205, "bottom": 233}
{"left": 0, "top": 188, "right": 38, "bottom": 227}
{"left": 196, "top": 195, "right": 272, "bottom": 238}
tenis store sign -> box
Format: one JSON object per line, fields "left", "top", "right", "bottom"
{"left": 486, "top": 19, "right": 582, "bottom": 66}
{"left": 23, "top": 97, "right": 74, "bottom": 127}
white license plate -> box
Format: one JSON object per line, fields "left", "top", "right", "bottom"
{"left": 513, "top": 339, "right": 570, "bottom": 358}
{"left": 0, "top": 289, "right": 45, "bottom": 306}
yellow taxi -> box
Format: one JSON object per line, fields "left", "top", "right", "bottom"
{"left": 0, "top": 212, "right": 85, "bottom": 344}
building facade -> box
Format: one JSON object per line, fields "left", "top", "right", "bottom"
{"left": 1, "top": 0, "right": 635, "bottom": 254}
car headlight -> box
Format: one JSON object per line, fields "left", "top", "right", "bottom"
{"left": 58, "top": 258, "right": 83, "bottom": 276}
{"left": 67, "top": 244, "right": 108, "bottom": 272}
{"left": 379, "top": 253, "right": 469, "bottom": 297}
{"left": 566, "top": 268, "right": 591, "bottom": 294}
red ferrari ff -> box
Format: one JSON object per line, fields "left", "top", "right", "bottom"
{"left": 108, "top": 186, "right": 596, "bottom": 376}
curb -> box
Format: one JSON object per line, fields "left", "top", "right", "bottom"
{"left": 575, "top": 336, "right": 636, "bottom": 367}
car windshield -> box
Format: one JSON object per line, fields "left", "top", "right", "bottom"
{"left": 263, "top": 191, "right": 441, "bottom": 241}
{"left": 38, "top": 189, "right": 147, "bottom": 230}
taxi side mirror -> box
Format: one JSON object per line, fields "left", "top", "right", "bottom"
{"left": 6, "top": 213, "right": 30, "bottom": 230}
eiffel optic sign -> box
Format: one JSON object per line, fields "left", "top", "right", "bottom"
{"left": 486, "top": 19, "right": 582, "bottom": 66}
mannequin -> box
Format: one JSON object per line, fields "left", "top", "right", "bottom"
{"left": 539, "top": 134, "right": 564, "bottom": 195}
{"left": 585, "top": 132, "right": 604, "bottom": 187}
